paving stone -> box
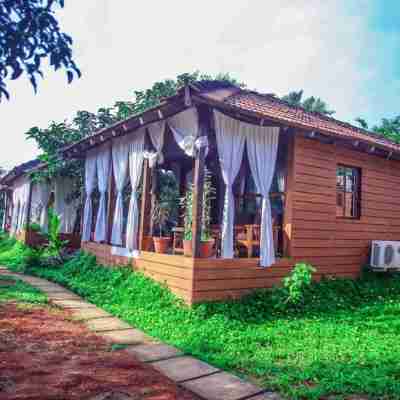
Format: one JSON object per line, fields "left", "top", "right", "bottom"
{"left": 249, "top": 392, "right": 282, "bottom": 400}
{"left": 46, "top": 292, "right": 82, "bottom": 301}
{"left": 126, "top": 343, "right": 183, "bottom": 362}
{"left": 99, "top": 329, "right": 154, "bottom": 345}
{"left": 85, "top": 317, "right": 132, "bottom": 332}
{"left": 52, "top": 299, "right": 97, "bottom": 309}
{"left": 70, "top": 308, "right": 113, "bottom": 320}
{"left": 151, "top": 356, "right": 219, "bottom": 383}
{"left": 182, "top": 371, "right": 263, "bottom": 400}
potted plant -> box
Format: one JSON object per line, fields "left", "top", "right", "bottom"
{"left": 151, "top": 170, "right": 179, "bottom": 254}
{"left": 182, "top": 170, "right": 215, "bottom": 258}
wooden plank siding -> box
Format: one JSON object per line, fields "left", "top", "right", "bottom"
{"left": 290, "top": 135, "right": 400, "bottom": 275}
{"left": 81, "top": 242, "right": 194, "bottom": 304}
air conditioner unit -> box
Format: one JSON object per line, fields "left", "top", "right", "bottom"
{"left": 370, "top": 241, "right": 400, "bottom": 270}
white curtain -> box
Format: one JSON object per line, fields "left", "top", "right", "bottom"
{"left": 126, "top": 129, "right": 144, "bottom": 251}
{"left": 31, "top": 181, "right": 51, "bottom": 232}
{"left": 82, "top": 149, "right": 97, "bottom": 241}
{"left": 54, "top": 177, "right": 79, "bottom": 234}
{"left": 111, "top": 136, "right": 129, "bottom": 245}
{"left": 242, "top": 122, "right": 280, "bottom": 267}
{"left": 168, "top": 108, "right": 201, "bottom": 157}
{"left": 10, "top": 188, "right": 20, "bottom": 235}
{"left": 94, "top": 144, "right": 111, "bottom": 242}
{"left": 213, "top": 110, "right": 246, "bottom": 258}
{"left": 144, "top": 120, "right": 165, "bottom": 167}
{"left": 16, "top": 178, "right": 30, "bottom": 233}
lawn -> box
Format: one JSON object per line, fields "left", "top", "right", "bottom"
{"left": 1, "top": 236, "right": 400, "bottom": 399}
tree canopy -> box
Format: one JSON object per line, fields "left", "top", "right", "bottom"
{"left": 281, "top": 90, "right": 335, "bottom": 116}
{"left": 0, "top": 0, "right": 80, "bottom": 100}
{"left": 25, "top": 71, "right": 241, "bottom": 185}
{"left": 355, "top": 115, "right": 400, "bottom": 144}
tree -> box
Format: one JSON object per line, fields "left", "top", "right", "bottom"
{"left": 354, "top": 117, "right": 369, "bottom": 130}
{"left": 0, "top": 0, "right": 80, "bottom": 100}
{"left": 281, "top": 90, "right": 335, "bottom": 116}
{"left": 25, "top": 71, "right": 243, "bottom": 185}
{"left": 355, "top": 115, "right": 400, "bottom": 144}
{"left": 114, "top": 71, "right": 243, "bottom": 120}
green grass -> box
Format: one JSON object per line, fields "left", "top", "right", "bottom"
{"left": 0, "top": 275, "right": 47, "bottom": 304}
{"left": 2, "top": 236, "right": 400, "bottom": 399}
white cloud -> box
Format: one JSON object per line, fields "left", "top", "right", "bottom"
{"left": 0, "top": 0, "right": 393, "bottom": 168}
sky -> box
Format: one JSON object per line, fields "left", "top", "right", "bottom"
{"left": 0, "top": 0, "right": 399, "bottom": 169}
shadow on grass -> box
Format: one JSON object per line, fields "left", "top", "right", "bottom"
{"left": 0, "top": 275, "right": 47, "bottom": 304}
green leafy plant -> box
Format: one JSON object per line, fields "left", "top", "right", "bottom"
{"left": 181, "top": 170, "right": 215, "bottom": 241}
{"left": 45, "top": 208, "right": 68, "bottom": 257}
{"left": 3, "top": 235, "right": 400, "bottom": 399}
{"left": 152, "top": 170, "right": 179, "bottom": 237}
{"left": 26, "top": 222, "right": 42, "bottom": 233}
{"left": 282, "top": 262, "right": 316, "bottom": 305}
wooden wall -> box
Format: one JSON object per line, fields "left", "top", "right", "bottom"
{"left": 290, "top": 135, "right": 400, "bottom": 278}
{"left": 81, "top": 243, "right": 194, "bottom": 304}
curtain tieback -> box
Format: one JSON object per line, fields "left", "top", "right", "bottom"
{"left": 182, "top": 135, "right": 209, "bottom": 157}
{"left": 144, "top": 151, "right": 164, "bottom": 168}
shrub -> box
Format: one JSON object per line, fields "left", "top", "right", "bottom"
{"left": 282, "top": 262, "right": 316, "bottom": 305}
{"left": 44, "top": 208, "right": 68, "bottom": 257}
{"left": 0, "top": 239, "right": 43, "bottom": 272}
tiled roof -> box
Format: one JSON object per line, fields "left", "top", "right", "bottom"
{"left": 62, "top": 80, "right": 400, "bottom": 157}
{"left": 0, "top": 159, "right": 42, "bottom": 185}
{"left": 196, "top": 82, "right": 400, "bottom": 152}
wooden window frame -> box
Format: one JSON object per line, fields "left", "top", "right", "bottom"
{"left": 336, "top": 164, "right": 361, "bottom": 220}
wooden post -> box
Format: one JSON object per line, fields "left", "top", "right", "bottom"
{"left": 139, "top": 158, "right": 152, "bottom": 250}
{"left": 191, "top": 104, "right": 211, "bottom": 258}
{"left": 283, "top": 132, "right": 295, "bottom": 257}
{"left": 149, "top": 167, "right": 158, "bottom": 236}
{"left": 191, "top": 146, "right": 206, "bottom": 258}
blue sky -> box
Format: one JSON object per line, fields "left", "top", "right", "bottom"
{"left": 0, "top": 0, "right": 399, "bottom": 168}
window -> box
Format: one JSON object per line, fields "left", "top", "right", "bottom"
{"left": 336, "top": 165, "right": 361, "bottom": 218}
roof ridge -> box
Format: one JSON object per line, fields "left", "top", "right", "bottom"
{"left": 239, "top": 89, "right": 394, "bottom": 146}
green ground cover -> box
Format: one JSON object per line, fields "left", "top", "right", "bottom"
{"left": 0, "top": 274, "right": 47, "bottom": 304}
{"left": 1, "top": 235, "right": 400, "bottom": 399}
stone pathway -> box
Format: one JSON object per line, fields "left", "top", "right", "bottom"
{"left": 0, "top": 267, "right": 282, "bottom": 400}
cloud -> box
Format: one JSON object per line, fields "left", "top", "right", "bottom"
{"left": 0, "top": 0, "right": 397, "bottom": 168}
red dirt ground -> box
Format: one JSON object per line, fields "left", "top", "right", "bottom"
{"left": 0, "top": 303, "right": 198, "bottom": 400}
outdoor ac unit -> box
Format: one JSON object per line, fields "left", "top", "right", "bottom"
{"left": 370, "top": 241, "right": 400, "bottom": 270}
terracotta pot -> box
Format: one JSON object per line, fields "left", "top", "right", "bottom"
{"left": 142, "top": 236, "right": 154, "bottom": 252}
{"left": 183, "top": 239, "right": 215, "bottom": 258}
{"left": 153, "top": 237, "right": 170, "bottom": 254}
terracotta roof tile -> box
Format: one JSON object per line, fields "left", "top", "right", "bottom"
{"left": 221, "top": 90, "right": 400, "bottom": 152}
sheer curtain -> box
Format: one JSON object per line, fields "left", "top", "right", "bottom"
{"left": 126, "top": 129, "right": 144, "bottom": 251}
{"left": 145, "top": 120, "right": 165, "bottom": 167}
{"left": 213, "top": 110, "right": 246, "bottom": 258}
{"left": 10, "top": 187, "right": 20, "bottom": 235}
{"left": 111, "top": 136, "right": 129, "bottom": 245}
{"left": 94, "top": 144, "right": 111, "bottom": 242}
{"left": 54, "top": 177, "right": 79, "bottom": 234}
{"left": 242, "top": 122, "right": 280, "bottom": 267}
{"left": 31, "top": 181, "right": 51, "bottom": 232}
{"left": 168, "top": 108, "right": 200, "bottom": 157}
{"left": 17, "top": 178, "right": 30, "bottom": 233}
{"left": 82, "top": 149, "right": 97, "bottom": 241}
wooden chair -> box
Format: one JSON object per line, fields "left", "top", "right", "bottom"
{"left": 235, "top": 224, "right": 260, "bottom": 258}
{"left": 235, "top": 222, "right": 280, "bottom": 258}
{"left": 172, "top": 227, "right": 184, "bottom": 254}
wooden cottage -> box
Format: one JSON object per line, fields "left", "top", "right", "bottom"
{"left": 10, "top": 80, "right": 400, "bottom": 304}
{"left": 0, "top": 160, "right": 81, "bottom": 248}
